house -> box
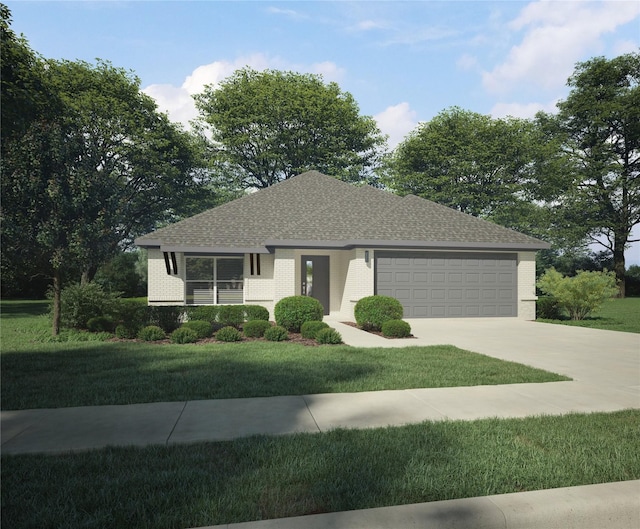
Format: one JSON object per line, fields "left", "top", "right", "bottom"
{"left": 135, "top": 171, "right": 550, "bottom": 320}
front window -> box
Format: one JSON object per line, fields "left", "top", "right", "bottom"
{"left": 185, "top": 257, "right": 243, "bottom": 305}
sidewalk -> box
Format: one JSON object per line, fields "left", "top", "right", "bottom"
{"left": 2, "top": 319, "right": 639, "bottom": 528}
{"left": 2, "top": 379, "right": 638, "bottom": 455}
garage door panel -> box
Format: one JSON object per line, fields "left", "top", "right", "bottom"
{"left": 376, "top": 251, "right": 517, "bottom": 318}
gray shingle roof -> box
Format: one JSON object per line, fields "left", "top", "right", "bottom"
{"left": 135, "top": 170, "right": 549, "bottom": 252}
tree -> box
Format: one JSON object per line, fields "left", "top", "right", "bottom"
{"left": 554, "top": 52, "right": 640, "bottom": 296}
{"left": 194, "top": 68, "right": 387, "bottom": 189}
{"left": 1, "top": 10, "right": 213, "bottom": 330}
{"left": 386, "top": 107, "right": 555, "bottom": 238}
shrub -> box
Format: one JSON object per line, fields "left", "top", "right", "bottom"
{"left": 537, "top": 268, "right": 619, "bottom": 320}
{"left": 316, "top": 327, "right": 343, "bottom": 344}
{"left": 354, "top": 295, "right": 404, "bottom": 331}
{"left": 147, "top": 306, "right": 184, "bottom": 333}
{"left": 86, "top": 316, "right": 115, "bottom": 333}
{"left": 186, "top": 305, "right": 219, "bottom": 323}
{"left": 137, "top": 325, "right": 166, "bottom": 342}
{"left": 170, "top": 327, "right": 199, "bottom": 344}
{"left": 181, "top": 320, "right": 213, "bottom": 339}
{"left": 245, "top": 304, "right": 270, "bottom": 321}
{"left": 216, "top": 326, "right": 243, "bottom": 342}
{"left": 381, "top": 319, "right": 411, "bottom": 338}
{"left": 218, "top": 305, "right": 245, "bottom": 328}
{"left": 243, "top": 319, "right": 271, "bottom": 338}
{"left": 111, "top": 298, "right": 147, "bottom": 336}
{"left": 115, "top": 324, "right": 137, "bottom": 339}
{"left": 626, "top": 265, "right": 640, "bottom": 296}
{"left": 300, "top": 320, "right": 329, "bottom": 339}
{"left": 536, "top": 296, "right": 563, "bottom": 320}
{"left": 54, "top": 282, "right": 120, "bottom": 329}
{"left": 264, "top": 325, "right": 289, "bottom": 341}
{"left": 274, "top": 296, "right": 323, "bottom": 332}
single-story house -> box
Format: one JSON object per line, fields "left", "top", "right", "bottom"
{"left": 135, "top": 170, "right": 550, "bottom": 320}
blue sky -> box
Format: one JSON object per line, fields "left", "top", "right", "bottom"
{"left": 7, "top": 0, "right": 640, "bottom": 264}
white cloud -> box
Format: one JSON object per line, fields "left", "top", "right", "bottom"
{"left": 457, "top": 53, "right": 479, "bottom": 72}
{"left": 490, "top": 99, "right": 558, "bottom": 119}
{"left": 374, "top": 102, "right": 418, "bottom": 149}
{"left": 613, "top": 38, "right": 640, "bottom": 56}
{"left": 143, "top": 54, "right": 345, "bottom": 129}
{"left": 352, "top": 19, "right": 387, "bottom": 31}
{"left": 266, "top": 6, "right": 308, "bottom": 20}
{"left": 482, "top": 0, "right": 640, "bottom": 94}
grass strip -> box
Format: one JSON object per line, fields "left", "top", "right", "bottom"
{"left": 1, "top": 342, "right": 568, "bottom": 410}
{"left": 538, "top": 297, "right": 640, "bottom": 333}
{"left": 2, "top": 410, "right": 639, "bottom": 529}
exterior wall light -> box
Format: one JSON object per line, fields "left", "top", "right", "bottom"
{"left": 364, "top": 250, "right": 370, "bottom": 263}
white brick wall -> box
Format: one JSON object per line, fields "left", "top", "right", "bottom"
{"left": 517, "top": 251, "right": 538, "bottom": 320}
{"left": 244, "top": 253, "right": 275, "bottom": 316}
{"left": 146, "top": 248, "right": 540, "bottom": 320}
{"left": 340, "top": 248, "right": 374, "bottom": 320}
{"left": 147, "top": 249, "right": 185, "bottom": 304}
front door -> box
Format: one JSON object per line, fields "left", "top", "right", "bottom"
{"left": 301, "top": 255, "right": 330, "bottom": 315}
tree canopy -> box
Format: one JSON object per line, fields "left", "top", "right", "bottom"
{"left": 0, "top": 7, "right": 213, "bottom": 330}
{"left": 386, "top": 107, "right": 562, "bottom": 241}
{"left": 551, "top": 52, "right": 640, "bottom": 295}
{"left": 194, "top": 68, "right": 387, "bottom": 189}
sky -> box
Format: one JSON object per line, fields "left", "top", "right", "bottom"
{"left": 7, "top": 0, "right": 640, "bottom": 265}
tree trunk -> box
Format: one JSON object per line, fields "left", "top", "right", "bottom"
{"left": 613, "top": 234, "right": 626, "bottom": 298}
{"left": 52, "top": 267, "right": 61, "bottom": 336}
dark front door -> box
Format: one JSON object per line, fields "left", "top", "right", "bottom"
{"left": 301, "top": 255, "right": 330, "bottom": 315}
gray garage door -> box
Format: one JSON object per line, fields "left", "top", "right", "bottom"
{"left": 375, "top": 251, "right": 517, "bottom": 318}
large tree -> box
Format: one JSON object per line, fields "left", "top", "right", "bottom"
{"left": 1, "top": 9, "right": 213, "bottom": 330}
{"left": 387, "top": 107, "right": 561, "bottom": 240}
{"left": 194, "top": 68, "right": 387, "bottom": 189}
{"left": 553, "top": 52, "right": 640, "bottom": 296}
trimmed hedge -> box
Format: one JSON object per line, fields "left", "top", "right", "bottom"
{"left": 264, "top": 325, "right": 289, "bottom": 342}
{"left": 216, "top": 326, "right": 243, "bottom": 342}
{"left": 137, "top": 325, "right": 166, "bottom": 342}
{"left": 300, "top": 320, "right": 329, "bottom": 339}
{"left": 354, "top": 295, "right": 403, "bottom": 331}
{"left": 147, "top": 306, "right": 183, "bottom": 333}
{"left": 181, "top": 320, "right": 213, "bottom": 339}
{"left": 218, "top": 305, "right": 245, "bottom": 328}
{"left": 243, "top": 320, "right": 271, "bottom": 338}
{"left": 244, "top": 305, "right": 270, "bottom": 322}
{"left": 186, "top": 306, "right": 219, "bottom": 323}
{"left": 170, "top": 327, "right": 198, "bottom": 344}
{"left": 316, "top": 327, "right": 343, "bottom": 344}
{"left": 381, "top": 319, "right": 411, "bottom": 338}
{"left": 274, "top": 296, "right": 323, "bottom": 332}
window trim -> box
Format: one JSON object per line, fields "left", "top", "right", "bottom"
{"left": 185, "top": 256, "right": 244, "bottom": 305}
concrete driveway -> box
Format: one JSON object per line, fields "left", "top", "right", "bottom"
{"left": 329, "top": 317, "right": 640, "bottom": 389}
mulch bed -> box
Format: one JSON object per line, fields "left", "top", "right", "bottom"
{"left": 110, "top": 328, "right": 319, "bottom": 346}
{"left": 341, "top": 321, "right": 415, "bottom": 339}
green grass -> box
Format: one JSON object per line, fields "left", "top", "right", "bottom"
{"left": 1, "top": 300, "right": 568, "bottom": 410}
{"left": 2, "top": 410, "right": 638, "bottom": 529}
{"left": 538, "top": 297, "right": 640, "bottom": 333}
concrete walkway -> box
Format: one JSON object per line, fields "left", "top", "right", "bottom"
{"left": 2, "top": 319, "right": 639, "bottom": 527}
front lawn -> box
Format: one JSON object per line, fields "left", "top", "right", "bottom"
{"left": 1, "top": 300, "right": 569, "bottom": 410}
{"left": 538, "top": 297, "right": 640, "bottom": 333}
{"left": 2, "top": 410, "right": 638, "bottom": 529}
